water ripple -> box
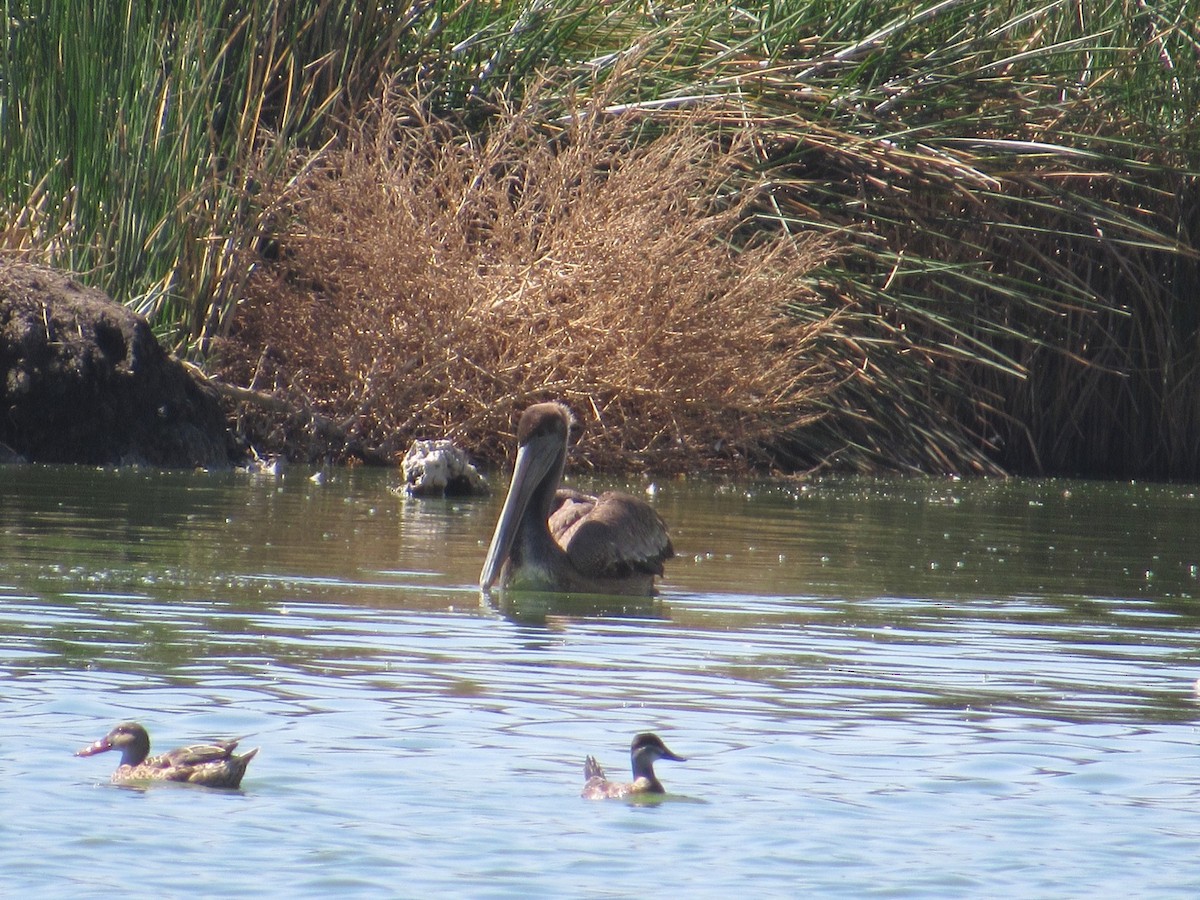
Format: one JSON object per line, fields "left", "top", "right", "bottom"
{"left": 3, "top": 468, "right": 1200, "bottom": 895}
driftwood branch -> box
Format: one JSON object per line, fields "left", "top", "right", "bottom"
{"left": 179, "top": 360, "right": 380, "bottom": 457}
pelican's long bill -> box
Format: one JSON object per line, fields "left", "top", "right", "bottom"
{"left": 479, "top": 440, "right": 553, "bottom": 592}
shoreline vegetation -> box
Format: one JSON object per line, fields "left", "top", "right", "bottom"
{"left": 3, "top": 2, "right": 1198, "bottom": 477}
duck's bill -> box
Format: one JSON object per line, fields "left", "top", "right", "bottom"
{"left": 74, "top": 736, "right": 112, "bottom": 757}
{"left": 662, "top": 750, "right": 687, "bottom": 762}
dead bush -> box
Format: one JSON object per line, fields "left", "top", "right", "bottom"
{"left": 215, "top": 95, "right": 839, "bottom": 472}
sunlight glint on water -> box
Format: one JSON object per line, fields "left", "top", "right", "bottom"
{"left": 2, "top": 466, "right": 1200, "bottom": 896}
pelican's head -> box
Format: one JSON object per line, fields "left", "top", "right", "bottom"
{"left": 479, "top": 402, "right": 577, "bottom": 592}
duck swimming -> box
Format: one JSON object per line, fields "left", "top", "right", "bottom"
{"left": 480, "top": 402, "right": 673, "bottom": 597}
{"left": 581, "top": 732, "right": 686, "bottom": 800}
{"left": 75, "top": 722, "right": 258, "bottom": 789}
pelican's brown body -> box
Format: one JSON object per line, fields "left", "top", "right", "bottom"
{"left": 75, "top": 722, "right": 257, "bottom": 789}
{"left": 480, "top": 402, "right": 673, "bottom": 596}
{"left": 581, "top": 733, "right": 686, "bottom": 800}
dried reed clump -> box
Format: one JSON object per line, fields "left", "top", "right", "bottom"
{"left": 216, "top": 97, "right": 837, "bottom": 472}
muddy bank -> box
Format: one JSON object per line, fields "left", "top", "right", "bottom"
{"left": 0, "top": 263, "right": 235, "bottom": 468}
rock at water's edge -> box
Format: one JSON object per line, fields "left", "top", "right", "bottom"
{"left": 0, "top": 263, "right": 234, "bottom": 467}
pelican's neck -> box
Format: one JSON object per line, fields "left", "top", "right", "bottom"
{"left": 515, "top": 440, "right": 566, "bottom": 564}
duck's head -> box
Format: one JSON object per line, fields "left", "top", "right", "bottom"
{"left": 630, "top": 732, "right": 686, "bottom": 778}
{"left": 75, "top": 722, "right": 151, "bottom": 767}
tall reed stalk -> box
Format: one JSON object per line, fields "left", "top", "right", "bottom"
{"left": 535, "top": 0, "right": 1200, "bottom": 475}
{"left": 0, "top": 1, "right": 518, "bottom": 347}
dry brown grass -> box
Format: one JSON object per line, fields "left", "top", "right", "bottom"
{"left": 214, "top": 94, "right": 839, "bottom": 472}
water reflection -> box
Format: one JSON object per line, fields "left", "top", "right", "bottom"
{"left": 487, "top": 590, "right": 669, "bottom": 627}
{"left": 662, "top": 476, "right": 1200, "bottom": 604}
{"left": 2, "top": 467, "right": 1200, "bottom": 894}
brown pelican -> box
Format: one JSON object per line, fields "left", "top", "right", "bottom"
{"left": 479, "top": 402, "right": 673, "bottom": 596}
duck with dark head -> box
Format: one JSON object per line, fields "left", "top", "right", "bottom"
{"left": 581, "top": 733, "right": 687, "bottom": 800}
{"left": 480, "top": 401, "right": 673, "bottom": 597}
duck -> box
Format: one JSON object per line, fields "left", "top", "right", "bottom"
{"left": 75, "top": 721, "right": 258, "bottom": 789}
{"left": 480, "top": 401, "right": 673, "bottom": 597}
{"left": 581, "top": 732, "right": 686, "bottom": 799}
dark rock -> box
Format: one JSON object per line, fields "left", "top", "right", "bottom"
{"left": 0, "top": 263, "right": 234, "bottom": 467}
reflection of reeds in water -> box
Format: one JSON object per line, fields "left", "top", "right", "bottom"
{"left": 4, "top": 1, "right": 1198, "bottom": 476}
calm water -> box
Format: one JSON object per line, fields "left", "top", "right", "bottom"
{"left": 2, "top": 466, "right": 1200, "bottom": 896}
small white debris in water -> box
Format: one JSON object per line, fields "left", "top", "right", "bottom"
{"left": 239, "top": 454, "right": 284, "bottom": 477}
{"left": 401, "top": 439, "right": 488, "bottom": 497}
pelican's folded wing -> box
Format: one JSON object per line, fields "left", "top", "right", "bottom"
{"left": 559, "top": 492, "right": 673, "bottom": 579}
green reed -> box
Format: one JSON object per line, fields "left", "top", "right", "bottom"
{"left": 555, "top": 0, "right": 1200, "bottom": 476}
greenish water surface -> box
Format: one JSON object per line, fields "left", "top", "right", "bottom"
{"left": 2, "top": 466, "right": 1199, "bottom": 896}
